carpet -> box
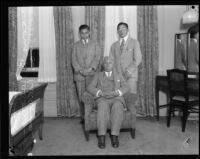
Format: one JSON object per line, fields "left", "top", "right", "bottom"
{"left": 31, "top": 117, "right": 199, "bottom": 155}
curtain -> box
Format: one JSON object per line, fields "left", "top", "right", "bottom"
{"left": 71, "top": 6, "right": 85, "bottom": 42}
{"left": 38, "top": 7, "right": 57, "bottom": 82}
{"left": 137, "top": 6, "right": 159, "bottom": 116}
{"left": 9, "top": 7, "right": 18, "bottom": 91}
{"left": 85, "top": 6, "right": 105, "bottom": 70}
{"left": 16, "top": 7, "right": 33, "bottom": 81}
{"left": 104, "top": 6, "right": 137, "bottom": 56}
{"left": 53, "top": 7, "right": 80, "bottom": 117}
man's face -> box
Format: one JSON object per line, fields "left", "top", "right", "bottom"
{"left": 104, "top": 59, "right": 113, "bottom": 72}
{"left": 117, "top": 25, "right": 128, "bottom": 38}
{"left": 79, "top": 28, "right": 90, "bottom": 40}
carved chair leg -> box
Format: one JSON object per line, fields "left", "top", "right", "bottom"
{"left": 38, "top": 123, "right": 43, "bottom": 140}
{"left": 130, "top": 128, "right": 135, "bottom": 139}
{"left": 85, "top": 130, "right": 89, "bottom": 141}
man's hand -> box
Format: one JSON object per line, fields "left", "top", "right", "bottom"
{"left": 124, "top": 70, "right": 132, "bottom": 79}
{"left": 97, "top": 90, "right": 103, "bottom": 97}
{"left": 113, "top": 90, "right": 120, "bottom": 97}
{"left": 80, "top": 68, "right": 93, "bottom": 76}
{"left": 101, "top": 91, "right": 115, "bottom": 99}
{"left": 88, "top": 69, "right": 95, "bottom": 76}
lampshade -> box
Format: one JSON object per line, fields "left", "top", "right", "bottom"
{"left": 182, "top": 8, "right": 199, "bottom": 24}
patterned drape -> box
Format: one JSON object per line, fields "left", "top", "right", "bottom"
{"left": 137, "top": 6, "right": 159, "bottom": 116}
{"left": 53, "top": 7, "right": 80, "bottom": 117}
{"left": 85, "top": 6, "right": 105, "bottom": 70}
{"left": 16, "top": 7, "right": 33, "bottom": 81}
{"left": 9, "top": 7, "right": 18, "bottom": 91}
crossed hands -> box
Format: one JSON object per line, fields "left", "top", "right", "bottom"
{"left": 124, "top": 70, "right": 132, "bottom": 79}
{"left": 98, "top": 90, "right": 120, "bottom": 99}
{"left": 80, "top": 68, "right": 95, "bottom": 76}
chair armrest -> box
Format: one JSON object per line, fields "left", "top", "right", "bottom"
{"left": 82, "top": 91, "right": 95, "bottom": 105}
{"left": 123, "top": 93, "right": 137, "bottom": 115}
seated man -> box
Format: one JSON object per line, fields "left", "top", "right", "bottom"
{"left": 87, "top": 56, "right": 128, "bottom": 149}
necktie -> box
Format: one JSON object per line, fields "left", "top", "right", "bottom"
{"left": 85, "top": 39, "right": 87, "bottom": 45}
{"left": 83, "top": 39, "right": 87, "bottom": 46}
{"left": 120, "top": 39, "right": 125, "bottom": 52}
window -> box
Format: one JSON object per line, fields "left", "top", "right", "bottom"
{"left": 20, "top": 48, "right": 39, "bottom": 77}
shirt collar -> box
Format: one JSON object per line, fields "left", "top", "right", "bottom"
{"left": 82, "top": 39, "right": 89, "bottom": 44}
{"left": 105, "top": 71, "right": 112, "bottom": 76}
{"left": 120, "top": 32, "right": 129, "bottom": 44}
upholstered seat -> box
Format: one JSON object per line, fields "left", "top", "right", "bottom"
{"left": 82, "top": 91, "right": 137, "bottom": 141}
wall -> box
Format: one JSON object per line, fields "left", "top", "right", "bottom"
{"left": 157, "top": 5, "right": 188, "bottom": 116}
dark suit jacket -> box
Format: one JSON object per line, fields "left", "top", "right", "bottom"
{"left": 87, "top": 69, "right": 128, "bottom": 105}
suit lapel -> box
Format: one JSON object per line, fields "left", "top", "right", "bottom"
{"left": 84, "top": 39, "right": 90, "bottom": 64}
{"left": 113, "top": 69, "right": 120, "bottom": 90}
{"left": 116, "top": 40, "right": 121, "bottom": 55}
{"left": 98, "top": 72, "right": 104, "bottom": 89}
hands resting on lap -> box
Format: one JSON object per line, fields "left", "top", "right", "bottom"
{"left": 98, "top": 90, "right": 120, "bottom": 99}
{"left": 80, "top": 68, "right": 95, "bottom": 76}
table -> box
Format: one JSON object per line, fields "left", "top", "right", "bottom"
{"left": 155, "top": 74, "right": 199, "bottom": 121}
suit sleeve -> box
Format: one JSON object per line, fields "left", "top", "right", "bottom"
{"left": 127, "top": 40, "right": 142, "bottom": 73}
{"left": 109, "top": 44, "right": 122, "bottom": 74}
{"left": 87, "top": 73, "right": 100, "bottom": 96}
{"left": 72, "top": 44, "right": 82, "bottom": 72}
{"left": 118, "top": 74, "right": 129, "bottom": 95}
{"left": 90, "top": 43, "right": 101, "bottom": 71}
{"left": 109, "top": 44, "right": 114, "bottom": 59}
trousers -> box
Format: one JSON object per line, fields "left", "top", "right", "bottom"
{"left": 76, "top": 81, "right": 86, "bottom": 119}
{"left": 97, "top": 98, "right": 124, "bottom": 136}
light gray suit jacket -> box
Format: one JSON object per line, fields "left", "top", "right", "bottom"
{"left": 72, "top": 39, "right": 101, "bottom": 82}
{"left": 109, "top": 36, "right": 142, "bottom": 93}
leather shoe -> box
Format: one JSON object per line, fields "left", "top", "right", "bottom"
{"left": 111, "top": 135, "right": 119, "bottom": 148}
{"left": 98, "top": 135, "right": 105, "bottom": 149}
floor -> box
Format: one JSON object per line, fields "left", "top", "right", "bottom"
{"left": 31, "top": 117, "right": 199, "bottom": 155}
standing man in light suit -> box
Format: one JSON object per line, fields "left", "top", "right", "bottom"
{"left": 72, "top": 24, "right": 101, "bottom": 124}
{"left": 109, "top": 22, "right": 142, "bottom": 116}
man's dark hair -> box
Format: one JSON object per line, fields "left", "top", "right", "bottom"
{"left": 79, "top": 24, "right": 90, "bottom": 32}
{"left": 117, "top": 22, "right": 128, "bottom": 30}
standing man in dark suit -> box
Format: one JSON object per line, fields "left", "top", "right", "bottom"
{"left": 87, "top": 56, "right": 128, "bottom": 149}
{"left": 72, "top": 24, "right": 101, "bottom": 123}
{"left": 109, "top": 22, "right": 142, "bottom": 117}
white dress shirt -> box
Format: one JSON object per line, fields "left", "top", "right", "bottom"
{"left": 82, "top": 39, "right": 89, "bottom": 45}
{"left": 120, "top": 33, "right": 129, "bottom": 45}
{"left": 105, "top": 71, "right": 112, "bottom": 77}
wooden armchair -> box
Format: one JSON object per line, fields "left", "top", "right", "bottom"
{"left": 82, "top": 91, "right": 137, "bottom": 141}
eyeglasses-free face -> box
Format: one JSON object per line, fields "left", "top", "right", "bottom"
{"left": 79, "top": 28, "right": 90, "bottom": 40}
{"left": 117, "top": 25, "right": 128, "bottom": 38}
